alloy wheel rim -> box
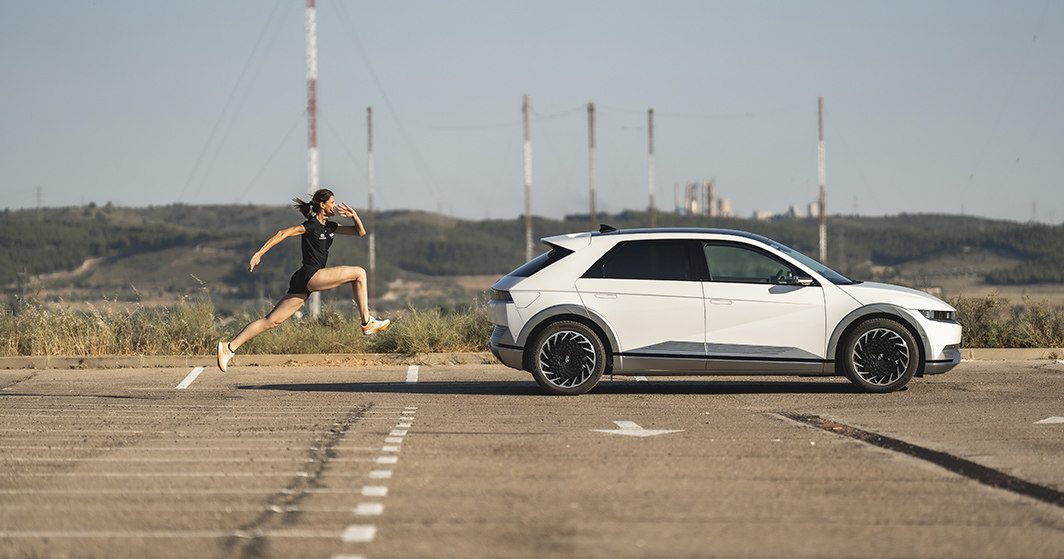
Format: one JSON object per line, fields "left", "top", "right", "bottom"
{"left": 852, "top": 327, "right": 910, "bottom": 385}
{"left": 538, "top": 330, "right": 596, "bottom": 388}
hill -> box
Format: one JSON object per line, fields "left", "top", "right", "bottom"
{"left": 2, "top": 204, "right": 1062, "bottom": 313}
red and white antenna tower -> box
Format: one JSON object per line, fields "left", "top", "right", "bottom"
{"left": 306, "top": 0, "right": 321, "bottom": 316}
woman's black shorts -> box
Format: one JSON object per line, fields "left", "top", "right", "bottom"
{"left": 287, "top": 265, "right": 321, "bottom": 295}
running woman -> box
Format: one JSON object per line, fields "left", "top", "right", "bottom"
{"left": 217, "top": 189, "right": 389, "bottom": 372}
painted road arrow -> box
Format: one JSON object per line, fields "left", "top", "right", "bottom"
{"left": 592, "top": 421, "right": 683, "bottom": 438}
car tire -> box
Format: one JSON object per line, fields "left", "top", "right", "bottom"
{"left": 840, "top": 318, "right": 920, "bottom": 393}
{"left": 529, "top": 321, "right": 605, "bottom": 395}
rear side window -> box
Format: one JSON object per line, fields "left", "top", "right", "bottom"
{"left": 508, "top": 246, "right": 573, "bottom": 278}
{"left": 583, "top": 240, "right": 704, "bottom": 281}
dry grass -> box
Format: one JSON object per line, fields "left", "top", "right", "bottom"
{"left": 3, "top": 292, "right": 1061, "bottom": 357}
{"left": 0, "top": 294, "right": 492, "bottom": 357}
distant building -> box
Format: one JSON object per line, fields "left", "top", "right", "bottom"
{"left": 753, "top": 210, "right": 775, "bottom": 221}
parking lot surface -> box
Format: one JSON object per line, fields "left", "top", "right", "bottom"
{"left": 1, "top": 360, "right": 1063, "bottom": 558}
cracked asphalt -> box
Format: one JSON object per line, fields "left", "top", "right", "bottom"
{"left": 1, "top": 360, "right": 1063, "bottom": 558}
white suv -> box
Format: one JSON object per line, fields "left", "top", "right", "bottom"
{"left": 488, "top": 227, "right": 962, "bottom": 395}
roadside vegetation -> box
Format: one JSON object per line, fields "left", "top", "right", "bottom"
{"left": 0, "top": 293, "right": 491, "bottom": 357}
{"left": 0, "top": 292, "right": 1061, "bottom": 357}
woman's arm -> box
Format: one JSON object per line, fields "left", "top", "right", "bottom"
{"left": 249, "top": 224, "right": 304, "bottom": 272}
{"left": 334, "top": 203, "right": 367, "bottom": 237}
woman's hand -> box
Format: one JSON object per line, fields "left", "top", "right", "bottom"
{"left": 249, "top": 253, "right": 262, "bottom": 272}
{"left": 337, "top": 203, "right": 357, "bottom": 219}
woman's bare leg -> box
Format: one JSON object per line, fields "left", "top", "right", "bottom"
{"left": 228, "top": 294, "right": 307, "bottom": 352}
{"left": 306, "top": 266, "right": 370, "bottom": 323}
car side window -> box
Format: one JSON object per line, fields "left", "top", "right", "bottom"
{"left": 583, "top": 240, "right": 702, "bottom": 281}
{"left": 703, "top": 242, "right": 802, "bottom": 285}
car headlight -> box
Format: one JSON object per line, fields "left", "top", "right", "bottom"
{"left": 919, "top": 309, "right": 957, "bottom": 322}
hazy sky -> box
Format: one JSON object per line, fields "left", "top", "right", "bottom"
{"left": 2, "top": 1, "right": 1061, "bottom": 223}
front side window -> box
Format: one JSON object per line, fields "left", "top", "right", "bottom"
{"left": 703, "top": 242, "right": 803, "bottom": 284}
{"left": 583, "top": 240, "right": 702, "bottom": 281}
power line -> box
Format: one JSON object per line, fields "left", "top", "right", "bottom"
{"left": 179, "top": 0, "right": 289, "bottom": 203}
{"left": 332, "top": 1, "right": 441, "bottom": 202}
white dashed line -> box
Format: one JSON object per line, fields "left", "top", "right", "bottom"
{"left": 1035, "top": 416, "right": 1064, "bottom": 424}
{"left": 406, "top": 365, "right": 419, "bottom": 383}
{"left": 354, "top": 503, "right": 384, "bottom": 516}
{"left": 342, "top": 525, "right": 377, "bottom": 542}
{"left": 376, "top": 456, "right": 398, "bottom": 464}
{"left": 362, "top": 486, "right": 388, "bottom": 497}
{"left": 369, "top": 470, "right": 392, "bottom": 479}
{"left": 175, "top": 367, "right": 204, "bottom": 389}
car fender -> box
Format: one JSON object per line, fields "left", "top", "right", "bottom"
{"left": 827, "top": 304, "right": 930, "bottom": 364}
{"left": 516, "top": 303, "right": 621, "bottom": 356}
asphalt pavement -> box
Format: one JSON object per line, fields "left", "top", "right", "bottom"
{"left": 1, "top": 360, "right": 1063, "bottom": 558}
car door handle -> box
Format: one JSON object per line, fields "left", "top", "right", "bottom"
{"left": 709, "top": 299, "right": 732, "bottom": 305}
{"left": 594, "top": 293, "right": 618, "bottom": 299}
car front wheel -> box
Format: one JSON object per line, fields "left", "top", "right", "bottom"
{"left": 529, "top": 321, "right": 605, "bottom": 395}
{"left": 840, "top": 318, "right": 920, "bottom": 393}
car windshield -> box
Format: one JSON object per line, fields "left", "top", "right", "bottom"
{"left": 757, "top": 237, "right": 854, "bottom": 285}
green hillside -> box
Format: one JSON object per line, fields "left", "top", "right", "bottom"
{"left": 2, "top": 204, "right": 1062, "bottom": 312}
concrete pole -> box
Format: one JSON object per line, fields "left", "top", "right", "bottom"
{"left": 588, "top": 102, "right": 597, "bottom": 228}
{"left": 523, "top": 95, "right": 533, "bottom": 262}
{"left": 648, "top": 109, "right": 656, "bottom": 228}
{"left": 306, "top": 0, "right": 321, "bottom": 317}
{"left": 818, "top": 97, "right": 827, "bottom": 263}
{"left": 367, "top": 107, "right": 375, "bottom": 311}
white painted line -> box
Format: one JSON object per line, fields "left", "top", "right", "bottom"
{"left": 381, "top": 445, "right": 401, "bottom": 452}
{"left": 1057, "top": 360, "right": 1064, "bottom": 365}
{"left": 176, "top": 367, "right": 204, "bottom": 389}
{"left": 405, "top": 406, "right": 418, "bottom": 410}
{"left": 400, "top": 416, "right": 415, "bottom": 422}
{"left": 406, "top": 365, "right": 419, "bottom": 383}
{"left": 175, "top": 366, "right": 204, "bottom": 387}
{"left": 369, "top": 470, "right": 392, "bottom": 479}
{"left": 390, "top": 430, "right": 408, "bottom": 436}
{"left": 341, "top": 525, "right": 377, "bottom": 543}
{"left": 396, "top": 423, "right": 412, "bottom": 428}
{"left": 592, "top": 420, "right": 683, "bottom": 437}
{"left": 634, "top": 376, "right": 648, "bottom": 382}
{"left": 354, "top": 503, "right": 384, "bottom": 516}
{"left": 376, "top": 456, "right": 398, "bottom": 464}
{"left": 362, "top": 486, "right": 388, "bottom": 497}
{"left": 1035, "top": 416, "right": 1064, "bottom": 424}
{"left": 384, "top": 437, "right": 403, "bottom": 444}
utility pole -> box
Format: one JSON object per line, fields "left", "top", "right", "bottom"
{"left": 818, "top": 97, "right": 827, "bottom": 264}
{"left": 306, "top": 0, "right": 321, "bottom": 317}
{"left": 587, "top": 102, "right": 597, "bottom": 228}
{"left": 367, "top": 107, "right": 376, "bottom": 311}
{"left": 648, "top": 109, "right": 656, "bottom": 228}
{"left": 523, "top": 95, "right": 533, "bottom": 262}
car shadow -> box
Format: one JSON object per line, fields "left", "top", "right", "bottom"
{"left": 236, "top": 378, "right": 866, "bottom": 396}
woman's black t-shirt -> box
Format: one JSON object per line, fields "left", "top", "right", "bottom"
{"left": 300, "top": 218, "right": 339, "bottom": 269}
{"left": 287, "top": 217, "right": 339, "bottom": 295}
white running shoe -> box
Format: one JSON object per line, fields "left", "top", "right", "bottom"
{"left": 217, "top": 342, "right": 233, "bottom": 372}
{"left": 361, "top": 317, "right": 390, "bottom": 335}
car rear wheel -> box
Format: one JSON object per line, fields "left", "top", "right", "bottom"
{"left": 529, "top": 321, "right": 605, "bottom": 395}
{"left": 841, "top": 318, "right": 919, "bottom": 393}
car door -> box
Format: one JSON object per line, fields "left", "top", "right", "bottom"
{"left": 701, "top": 241, "right": 826, "bottom": 371}
{"left": 575, "top": 239, "right": 706, "bottom": 371}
